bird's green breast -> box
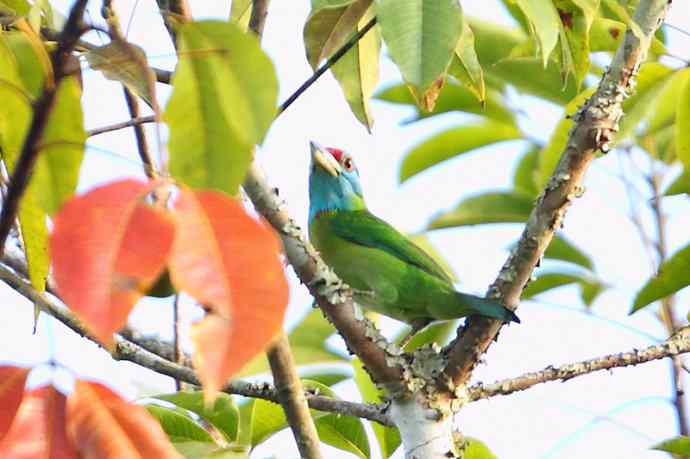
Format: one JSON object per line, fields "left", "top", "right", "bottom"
{"left": 309, "top": 211, "right": 460, "bottom": 323}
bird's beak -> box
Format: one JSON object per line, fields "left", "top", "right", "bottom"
{"left": 310, "top": 140, "right": 341, "bottom": 177}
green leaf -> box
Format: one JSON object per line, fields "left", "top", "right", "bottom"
{"left": 377, "top": 0, "right": 462, "bottom": 110}
{"left": 315, "top": 410, "right": 370, "bottom": 459}
{"left": 513, "top": 0, "right": 560, "bottom": 66}
{"left": 303, "top": 0, "right": 372, "bottom": 69}
{"left": 522, "top": 272, "right": 584, "bottom": 299}
{"left": 644, "top": 68, "right": 690, "bottom": 137}
{"left": 300, "top": 368, "right": 351, "bottom": 387}
{"left": 537, "top": 86, "right": 595, "bottom": 187}
{"left": 616, "top": 62, "right": 674, "bottom": 143}
{"left": 165, "top": 20, "right": 278, "bottom": 195}
{"left": 35, "top": 76, "right": 86, "bottom": 215}
{"left": 0, "top": 0, "right": 31, "bottom": 16}
{"left": 580, "top": 279, "right": 605, "bottom": 307}
{"left": 448, "top": 22, "right": 485, "bottom": 103}
{"left": 400, "top": 121, "right": 521, "bottom": 183}
{"left": 145, "top": 404, "right": 215, "bottom": 443}
{"left": 0, "top": 31, "right": 45, "bottom": 300}
{"left": 238, "top": 309, "right": 344, "bottom": 377}
{"left": 554, "top": 0, "right": 599, "bottom": 88}
{"left": 465, "top": 437, "right": 498, "bottom": 459}
{"left": 652, "top": 436, "right": 690, "bottom": 456}
{"left": 489, "top": 57, "right": 578, "bottom": 105}
{"left": 632, "top": 243, "right": 690, "bottom": 313}
{"left": 665, "top": 169, "right": 690, "bottom": 196}
{"left": 152, "top": 391, "right": 239, "bottom": 443}
{"left": 543, "top": 235, "right": 593, "bottom": 270}
{"left": 429, "top": 192, "right": 533, "bottom": 230}
{"left": 330, "top": 6, "right": 380, "bottom": 131}
{"left": 590, "top": 17, "right": 625, "bottom": 51}
{"left": 676, "top": 68, "right": 690, "bottom": 169}
{"left": 85, "top": 39, "right": 156, "bottom": 107}
{"left": 352, "top": 358, "right": 400, "bottom": 458}
{"left": 0, "top": 35, "right": 84, "bottom": 298}
{"left": 242, "top": 379, "right": 368, "bottom": 456}
{"left": 375, "top": 82, "right": 514, "bottom": 125}
{"left": 174, "top": 442, "right": 249, "bottom": 459}
{"left": 396, "top": 320, "right": 459, "bottom": 352}
{"left": 467, "top": 17, "right": 525, "bottom": 67}
{"left": 513, "top": 145, "right": 540, "bottom": 197}
{"left": 229, "top": 0, "right": 252, "bottom": 30}
{"left": 0, "top": 31, "right": 50, "bottom": 97}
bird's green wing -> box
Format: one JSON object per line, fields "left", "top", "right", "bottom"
{"left": 327, "top": 210, "right": 454, "bottom": 283}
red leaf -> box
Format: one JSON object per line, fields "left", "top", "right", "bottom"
{"left": 0, "top": 366, "right": 30, "bottom": 442}
{"left": 0, "top": 385, "right": 78, "bottom": 459}
{"left": 169, "top": 189, "right": 288, "bottom": 397}
{"left": 50, "top": 179, "right": 175, "bottom": 346}
{"left": 67, "top": 380, "right": 181, "bottom": 459}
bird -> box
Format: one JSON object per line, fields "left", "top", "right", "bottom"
{"left": 307, "top": 141, "right": 519, "bottom": 342}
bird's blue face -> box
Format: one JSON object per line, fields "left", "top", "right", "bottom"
{"left": 308, "top": 141, "right": 365, "bottom": 220}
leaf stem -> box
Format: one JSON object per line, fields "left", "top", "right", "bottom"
{"left": 277, "top": 16, "right": 377, "bottom": 116}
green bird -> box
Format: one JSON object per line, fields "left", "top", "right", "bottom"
{"left": 307, "top": 141, "right": 519, "bottom": 339}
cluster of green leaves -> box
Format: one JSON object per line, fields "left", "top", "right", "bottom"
{"left": 0, "top": 7, "right": 85, "bottom": 301}
{"left": 371, "top": 2, "right": 689, "bottom": 313}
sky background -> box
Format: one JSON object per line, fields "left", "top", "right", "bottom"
{"left": 1, "top": 1, "right": 690, "bottom": 458}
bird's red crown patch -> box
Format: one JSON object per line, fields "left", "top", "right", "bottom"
{"left": 326, "top": 147, "right": 343, "bottom": 162}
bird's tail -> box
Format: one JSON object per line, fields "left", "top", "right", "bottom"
{"left": 456, "top": 292, "right": 520, "bottom": 323}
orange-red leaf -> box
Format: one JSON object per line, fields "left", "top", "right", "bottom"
{"left": 0, "top": 385, "right": 78, "bottom": 459}
{"left": 169, "top": 189, "right": 288, "bottom": 397}
{"left": 0, "top": 366, "right": 30, "bottom": 442}
{"left": 50, "top": 179, "right": 175, "bottom": 346}
{"left": 67, "top": 380, "right": 182, "bottom": 459}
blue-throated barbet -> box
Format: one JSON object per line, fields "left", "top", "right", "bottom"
{"left": 307, "top": 141, "right": 519, "bottom": 336}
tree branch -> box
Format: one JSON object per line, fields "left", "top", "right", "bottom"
{"left": 440, "top": 0, "right": 672, "bottom": 392}
{"left": 0, "top": 0, "right": 89, "bottom": 258}
{"left": 468, "top": 329, "right": 690, "bottom": 401}
{"left": 267, "top": 333, "right": 324, "bottom": 459}
{"left": 88, "top": 116, "right": 156, "bottom": 137}
{"left": 0, "top": 261, "right": 393, "bottom": 426}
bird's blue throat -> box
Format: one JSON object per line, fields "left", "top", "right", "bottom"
{"left": 308, "top": 166, "right": 365, "bottom": 221}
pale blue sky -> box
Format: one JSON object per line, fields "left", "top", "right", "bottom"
{"left": 1, "top": 1, "right": 690, "bottom": 458}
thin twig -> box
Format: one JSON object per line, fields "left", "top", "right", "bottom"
{"left": 649, "top": 162, "right": 689, "bottom": 436}
{"left": 156, "top": 0, "right": 192, "bottom": 47}
{"left": 0, "top": 262, "right": 393, "bottom": 426}
{"left": 122, "top": 89, "right": 157, "bottom": 179}
{"left": 88, "top": 115, "right": 156, "bottom": 137}
{"left": 101, "top": 2, "right": 158, "bottom": 180}
{"left": 468, "top": 328, "right": 690, "bottom": 401}
{"left": 440, "top": 0, "right": 672, "bottom": 392}
{"left": 267, "top": 333, "right": 324, "bottom": 459}
{"left": 0, "top": 0, "right": 90, "bottom": 258}
{"left": 277, "top": 16, "right": 377, "bottom": 116}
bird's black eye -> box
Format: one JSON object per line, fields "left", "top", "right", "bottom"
{"left": 343, "top": 157, "right": 354, "bottom": 172}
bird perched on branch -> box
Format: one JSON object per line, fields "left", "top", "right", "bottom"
{"left": 307, "top": 141, "right": 519, "bottom": 340}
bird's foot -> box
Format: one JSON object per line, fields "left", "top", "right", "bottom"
{"left": 351, "top": 288, "right": 375, "bottom": 298}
